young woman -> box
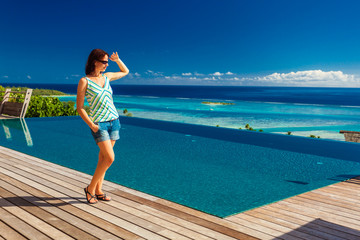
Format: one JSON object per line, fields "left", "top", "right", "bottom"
{"left": 77, "top": 49, "right": 129, "bottom": 204}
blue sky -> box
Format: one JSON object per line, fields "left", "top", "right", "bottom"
{"left": 1, "top": 0, "right": 360, "bottom": 87}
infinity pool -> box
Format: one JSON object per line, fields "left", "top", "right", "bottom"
{"left": 1, "top": 116, "right": 360, "bottom": 217}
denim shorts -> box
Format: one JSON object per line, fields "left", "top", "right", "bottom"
{"left": 91, "top": 118, "right": 121, "bottom": 143}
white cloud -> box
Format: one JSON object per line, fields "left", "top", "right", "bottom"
{"left": 2, "top": 76, "right": 9, "bottom": 78}
{"left": 182, "top": 73, "right": 192, "bottom": 76}
{"left": 212, "top": 72, "right": 223, "bottom": 76}
{"left": 204, "top": 77, "right": 217, "bottom": 81}
{"left": 27, "top": 75, "right": 31, "bottom": 79}
{"left": 255, "top": 70, "right": 359, "bottom": 87}
{"left": 146, "top": 70, "right": 163, "bottom": 76}
{"left": 134, "top": 72, "right": 141, "bottom": 77}
{"left": 123, "top": 69, "right": 359, "bottom": 87}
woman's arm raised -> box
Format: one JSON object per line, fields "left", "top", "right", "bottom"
{"left": 105, "top": 52, "right": 129, "bottom": 81}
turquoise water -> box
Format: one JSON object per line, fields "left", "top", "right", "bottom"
{"left": 1, "top": 116, "right": 360, "bottom": 217}
{"left": 60, "top": 95, "right": 360, "bottom": 141}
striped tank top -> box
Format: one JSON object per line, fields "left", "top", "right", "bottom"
{"left": 85, "top": 75, "right": 119, "bottom": 123}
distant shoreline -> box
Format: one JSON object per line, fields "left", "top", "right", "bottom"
{"left": 201, "top": 101, "right": 235, "bottom": 106}
{"left": 51, "top": 95, "right": 76, "bottom": 97}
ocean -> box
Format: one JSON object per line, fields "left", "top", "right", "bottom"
{"left": 3, "top": 83, "right": 360, "bottom": 141}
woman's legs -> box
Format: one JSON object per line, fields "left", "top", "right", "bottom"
{"left": 95, "top": 140, "right": 116, "bottom": 195}
{"left": 85, "top": 140, "right": 116, "bottom": 203}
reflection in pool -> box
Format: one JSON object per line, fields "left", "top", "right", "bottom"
{"left": 1, "top": 118, "right": 33, "bottom": 147}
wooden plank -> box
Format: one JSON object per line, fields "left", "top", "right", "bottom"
{"left": 0, "top": 172, "right": 141, "bottom": 240}
{"left": 3, "top": 102, "right": 23, "bottom": 108}
{"left": 0, "top": 195, "right": 73, "bottom": 239}
{"left": 311, "top": 188, "right": 360, "bottom": 205}
{"left": 263, "top": 204, "right": 354, "bottom": 240}
{"left": 1, "top": 162, "right": 188, "bottom": 240}
{"left": 285, "top": 197, "right": 360, "bottom": 223}
{"left": 0, "top": 207, "right": 51, "bottom": 240}
{"left": 109, "top": 185, "right": 257, "bottom": 240}
{"left": 298, "top": 192, "right": 360, "bottom": 214}
{"left": 326, "top": 182, "right": 360, "bottom": 194}
{"left": 0, "top": 115, "right": 18, "bottom": 119}
{"left": 0, "top": 220, "right": 27, "bottom": 240}
{"left": 226, "top": 213, "right": 300, "bottom": 240}
{"left": 274, "top": 200, "right": 360, "bottom": 230}
{"left": 137, "top": 204, "right": 239, "bottom": 240}
{"left": 146, "top": 197, "right": 275, "bottom": 240}
{"left": 0, "top": 163, "right": 169, "bottom": 240}
{"left": 336, "top": 178, "right": 360, "bottom": 189}
{"left": 2, "top": 102, "right": 23, "bottom": 116}
{"left": 327, "top": 184, "right": 360, "bottom": 196}
{"left": 232, "top": 213, "right": 318, "bottom": 240}
{"left": 111, "top": 188, "right": 258, "bottom": 240}
{"left": 0, "top": 184, "right": 97, "bottom": 240}
{"left": 249, "top": 207, "right": 360, "bottom": 240}
{"left": 152, "top": 197, "right": 269, "bottom": 240}
{"left": 0, "top": 153, "right": 204, "bottom": 239}
{"left": 243, "top": 210, "right": 346, "bottom": 240}
{"left": 258, "top": 204, "right": 316, "bottom": 223}
{"left": 314, "top": 187, "right": 360, "bottom": 204}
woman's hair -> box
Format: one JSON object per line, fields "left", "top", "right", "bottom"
{"left": 85, "top": 49, "right": 109, "bottom": 75}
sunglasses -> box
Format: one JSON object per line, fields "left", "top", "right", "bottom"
{"left": 97, "top": 60, "right": 108, "bottom": 64}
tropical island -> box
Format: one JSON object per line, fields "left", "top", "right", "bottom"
{"left": 201, "top": 101, "right": 235, "bottom": 105}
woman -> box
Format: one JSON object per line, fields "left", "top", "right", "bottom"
{"left": 77, "top": 49, "right": 129, "bottom": 204}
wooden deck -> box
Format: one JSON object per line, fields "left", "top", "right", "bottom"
{"left": 0, "top": 145, "right": 360, "bottom": 240}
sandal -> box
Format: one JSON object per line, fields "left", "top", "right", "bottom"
{"left": 84, "top": 187, "right": 98, "bottom": 204}
{"left": 96, "top": 193, "right": 111, "bottom": 201}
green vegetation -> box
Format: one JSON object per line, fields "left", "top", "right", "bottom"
{"left": 1, "top": 85, "right": 78, "bottom": 118}
{"left": 26, "top": 96, "right": 78, "bottom": 117}
{"left": 310, "top": 135, "right": 321, "bottom": 138}
{"left": 0, "top": 85, "right": 68, "bottom": 96}
{"left": 33, "top": 88, "right": 68, "bottom": 96}
{"left": 202, "top": 101, "right": 235, "bottom": 105}
{"left": 123, "top": 109, "right": 133, "bottom": 117}
{"left": 0, "top": 86, "right": 26, "bottom": 103}
{"left": 287, "top": 131, "right": 292, "bottom": 135}
{"left": 241, "top": 123, "right": 263, "bottom": 132}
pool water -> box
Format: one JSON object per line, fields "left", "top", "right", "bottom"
{"left": 1, "top": 116, "right": 360, "bottom": 217}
